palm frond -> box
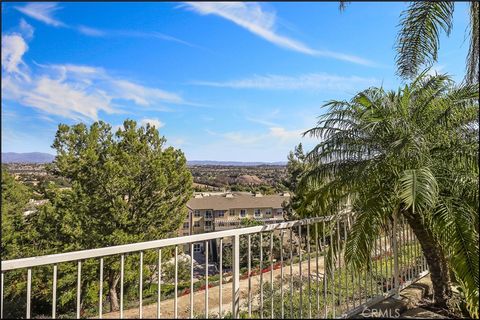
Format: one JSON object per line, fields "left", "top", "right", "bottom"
{"left": 339, "top": 1, "right": 350, "bottom": 12}
{"left": 396, "top": 1, "right": 454, "bottom": 79}
{"left": 430, "top": 200, "right": 479, "bottom": 317}
{"left": 399, "top": 167, "right": 438, "bottom": 213}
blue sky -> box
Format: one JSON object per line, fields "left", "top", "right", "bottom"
{"left": 2, "top": 2, "right": 470, "bottom": 162}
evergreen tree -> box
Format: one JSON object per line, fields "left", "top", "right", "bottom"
{"left": 7, "top": 119, "right": 193, "bottom": 315}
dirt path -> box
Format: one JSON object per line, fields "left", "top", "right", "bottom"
{"left": 101, "top": 255, "right": 326, "bottom": 319}
{"left": 100, "top": 234, "right": 398, "bottom": 319}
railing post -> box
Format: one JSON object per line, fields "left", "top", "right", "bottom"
{"left": 392, "top": 211, "right": 400, "bottom": 299}
{"left": 232, "top": 234, "right": 240, "bottom": 318}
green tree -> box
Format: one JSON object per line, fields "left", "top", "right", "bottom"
{"left": 27, "top": 119, "right": 193, "bottom": 313}
{"left": 300, "top": 72, "right": 479, "bottom": 316}
{"left": 282, "top": 144, "right": 310, "bottom": 220}
{"left": 340, "top": 1, "right": 479, "bottom": 83}
{"left": 1, "top": 168, "right": 33, "bottom": 259}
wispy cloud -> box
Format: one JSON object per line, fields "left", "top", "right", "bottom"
{"left": 14, "top": 3, "right": 201, "bottom": 49}
{"left": 245, "top": 117, "right": 278, "bottom": 127}
{"left": 19, "top": 19, "right": 35, "bottom": 39}
{"left": 1, "top": 32, "right": 194, "bottom": 121}
{"left": 15, "top": 3, "right": 65, "bottom": 27}
{"left": 192, "top": 73, "right": 379, "bottom": 92}
{"left": 140, "top": 118, "right": 165, "bottom": 129}
{"left": 77, "top": 25, "right": 105, "bottom": 37}
{"left": 106, "top": 30, "right": 203, "bottom": 50}
{"left": 1, "top": 34, "right": 30, "bottom": 80}
{"left": 181, "top": 2, "right": 373, "bottom": 66}
{"left": 210, "top": 125, "right": 314, "bottom": 145}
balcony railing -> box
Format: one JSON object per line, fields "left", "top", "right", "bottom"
{"left": 1, "top": 213, "right": 428, "bottom": 319}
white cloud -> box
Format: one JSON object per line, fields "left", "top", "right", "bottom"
{"left": 219, "top": 126, "right": 313, "bottom": 145}
{"left": 140, "top": 118, "right": 165, "bottom": 129}
{"left": 19, "top": 19, "right": 35, "bottom": 39}
{"left": 182, "top": 2, "right": 373, "bottom": 65}
{"left": 6, "top": 76, "right": 114, "bottom": 120}
{"left": 77, "top": 25, "right": 105, "bottom": 37}
{"left": 1, "top": 33, "right": 192, "bottom": 121}
{"left": 1, "top": 34, "right": 29, "bottom": 80}
{"left": 112, "top": 80, "right": 184, "bottom": 106}
{"left": 268, "top": 127, "right": 304, "bottom": 140}
{"left": 192, "top": 73, "right": 379, "bottom": 92}
{"left": 15, "top": 3, "right": 65, "bottom": 27}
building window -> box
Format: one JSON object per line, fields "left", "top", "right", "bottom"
{"left": 194, "top": 210, "right": 201, "bottom": 217}
{"left": 265, "top": 209, "right": 272, "bottom": 215}
{"left": 183, "top": 222, "right": 189, "bottom": 229}
{"left": 254, "top": 209, "right": 261, "bottom": 217}
{"left": 205, "top": 221, "right": 212, "bottom": 227}
{"left": 194, "top": 221, "right": 201, "bottom": 227}
{"left": 183, "top": 232, "right": 189, "bottom": 236}
{"left": 193, "top": 243, "right": 202, "bottom": 252}
{"left": 229, "top": 209, "right": 235, "bottom": 216}
{"left": 276, "top": 209, "right": 283, "bottom": 215}
{"left": 214, "top": 210, "right": 225, "bottom": 217}
{"left": 205, "top": 210, "right": 213, "bottom": 219}
{"left": 240, "top": 209, "right": 247, "bottom": 217}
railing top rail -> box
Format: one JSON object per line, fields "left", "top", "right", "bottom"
{"left": 1, "top": 213, "right": 349, "bottom": 271}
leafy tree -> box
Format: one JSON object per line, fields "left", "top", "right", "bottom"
{"left": 1, "top": 169, "right": 36, "bottom": 316}
{"left": 282, "top": 144, "right": 310, "bottom": 220}
{"left": 20, "top": 119, "right": 193, "bottom": 314}
{"left": 299, "top": 72, "right": 479, "bottom": 316}
{"left": 340, "top": 1, "right": 479, "bottom": 83}
{"left": 1, "top": 168, "right": 33, "bottom": 259}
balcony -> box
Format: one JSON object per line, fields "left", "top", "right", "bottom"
{"left": 1, "top": 214, "right": 428, "bottom": 319}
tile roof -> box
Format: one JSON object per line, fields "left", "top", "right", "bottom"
{"left": 187, "top": 192, "right": 290, "bottom": 210}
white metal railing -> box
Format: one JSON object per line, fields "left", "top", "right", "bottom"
{"left": 0, "top": 213, "right": 428, "bottom": 319}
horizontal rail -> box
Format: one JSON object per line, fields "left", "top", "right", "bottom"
{"left": 1, "top": 215, "right": 344, "bottom": 271}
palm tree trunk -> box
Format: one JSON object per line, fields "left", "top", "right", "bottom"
{"left": 403, "top": 210, "right": 451, "bottom": 307}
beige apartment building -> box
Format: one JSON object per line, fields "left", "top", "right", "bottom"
{"left": 180, "top": 192, "right": 290, "bottom": 254}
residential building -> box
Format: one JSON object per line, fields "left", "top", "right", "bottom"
{"left": 180, "top": 191, "right": 289, "bottom": 255}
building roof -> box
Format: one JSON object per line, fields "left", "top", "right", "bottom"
{"left": 187, "top": 192, "right": 290, "bottom": 210}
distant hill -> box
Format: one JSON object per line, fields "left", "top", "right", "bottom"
{"left": 235, "top": 174, "right": 264, "bottom": 185}
{"left": 1, "top": 153, "right": 286, "bottom": 166}
{"left": 187, "top": 160, "right": 286, "bottom": 166}
{"left": 2, "top": 152, "right": 55, "bottom": 163}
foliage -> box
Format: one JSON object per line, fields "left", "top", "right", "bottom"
{"left": 282, "top": 144, "right": 310, "bottom": 220}
{"left": 1, "top": 168, "right": 33, "bottom": 259}
{"left": 340, "top": 1, "right": 479, "bottom": 83}
{"left": 299, "top": 72, "right": 479, "bottom": 317}
{"left": 163, "top": 257, "right": 191, "bottom": 283}
{"left": 396, "top": 1, "right": 479, "bottom": 84}
{"left": 3, "top": 119, "right": 193, "bottom": 318}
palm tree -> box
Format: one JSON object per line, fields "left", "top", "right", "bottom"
{"left": 298, "top": 72, "right": 479, "bottom": 317}
{"left": 340, "top": 1, "right": 479, "bottom": 84}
